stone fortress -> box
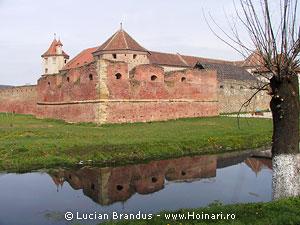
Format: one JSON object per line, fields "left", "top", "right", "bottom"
{"left": 0, "top": 28, "right": 269, "bottom": 123}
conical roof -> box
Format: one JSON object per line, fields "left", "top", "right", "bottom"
{"left": 94, "top": 29, "right": 148, "bottom": 54}
{"left": 42, "top": 38, "right": 69, "bottom": 58}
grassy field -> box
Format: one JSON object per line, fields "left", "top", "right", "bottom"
{"left": 100, "top": 197, "right": 300, "bottom": 225}
{"left": 0, "top": 113, "right": 272, "bottom": 172}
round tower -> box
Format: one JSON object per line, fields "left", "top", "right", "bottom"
{"left": 41, "top": 38, "right": 69, "bottom": 75}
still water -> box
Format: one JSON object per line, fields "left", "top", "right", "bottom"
{"left": 0, "top": 151, "right": 272, "bottom": 225}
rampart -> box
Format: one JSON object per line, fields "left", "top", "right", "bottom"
{"left": 0, "top": 85, "right": 37, "bottom": 115}
{"left": 36, "top": 59, "right": 219, "bottom": 123}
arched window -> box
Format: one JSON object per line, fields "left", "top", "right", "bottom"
{"left": 133, "top": 54, "right": 137, "bottom": 59}
{"left": 181, "top": 77, "right": 186, "bottom": 82}
{"left": 45, "top": 68, "right": 48, "bottom": 74}
{"left": 67, "top": 77, "right": 70, "bottom": 82}
{"left": 115, "top": 73, "right": 122, "bottom": 80}
{"left": 219, "top": 85, "right": 224, "bottom": 89}
{"left": 48, "top": 82, "right": 50, "bottom": 86}
{"left": 112, "top": 54, "right": 117, "bottom": 59}
{"left": 151, "top": 75, "right": 157, "bottom": 81}
{"left": 89, "top": 74, "right": 93, "bottom": 81}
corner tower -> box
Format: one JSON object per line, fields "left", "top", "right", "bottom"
{"left": 41, "top": 38, "right": 69, "bottom": 75}
{"left": 92, "top": 27, "right": 150, "bottom": 71}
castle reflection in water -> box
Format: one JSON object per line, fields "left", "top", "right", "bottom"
{"left": 49, "top": 152, "right": 272, "bottom": 206}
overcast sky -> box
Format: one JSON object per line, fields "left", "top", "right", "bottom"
{"left": 0, "top": 0, "right": 249, "bottom": 86}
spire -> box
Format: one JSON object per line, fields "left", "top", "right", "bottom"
{"left": 41, "top": 37, "right": 69, "bottom": 58}
{"left": 57, "top": 38, "right": 63, "bottom": 46}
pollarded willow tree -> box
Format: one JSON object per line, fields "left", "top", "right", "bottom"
{"left": 207, "top": 0, "right": 300, "bottom": 198}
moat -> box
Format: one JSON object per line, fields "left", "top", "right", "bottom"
{"left": 0, "top": 151, "right": 272, "bottom": 225}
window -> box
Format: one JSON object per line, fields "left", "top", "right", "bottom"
{"left": 196, "top": 64, "right": 205, "bottom": 69}
{"left": 219, "top": 85, "right": 224, "bottom": 89}
{"left": 64, "top": 59, "right": 67, "bottom": 64}
{"left": 115, "top": 73, "right": 122, "bottom": 80}
{"left": 48, "top": 82, "right": 50, "bottom": 86}
{"left": 112, "top": 54, "right": 117, "bottom": 59}
{"left": 45, "top": 68, "right": 48, "bottom": 74}
{"left": 181, "top": 77, "right": 186, "bottom": 82}
{"left": 230, "top": 85, "right": 234, "bottom": 89}
{"left": 116, "top": 185, "right": 123, "bottom": 191}
{"left": 53, "top": 57, "right": 56, "bottom": 64}
{"left": 240, "top": 86, "right": 244, "bottom": 89}
{"left": 133, "top": 54, "right": 137, "bottom": 59}
{"left": 151, "top": 75, "right": 157, "bottom": 81}
{"left": 91, "top": 183, "right": 95, "bottom": 190}
{"left": 151, "top": 177, "right": 158, "bottom": 183}
{"left": 45, "top": 58, "right": 48, "bottom": 64}
{"left": 67, "top": 77, "right": 70, "bottom": 82}
{"left": 89, "top": 74, "right": 93, "bottom": 81}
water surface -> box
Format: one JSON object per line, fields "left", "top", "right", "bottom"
{"left": 0, "top": 151, "right": 272, "bottom": 225}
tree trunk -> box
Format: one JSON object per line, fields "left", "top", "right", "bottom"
{"left": 270, "top": 74, "right": 300, "bottom": 199}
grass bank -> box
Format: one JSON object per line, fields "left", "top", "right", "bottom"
{"left": 100, "top": 197, "right": 300, "bottom": 225}
{"left": 0, "top": 113, "right": 272, "bottom": 172}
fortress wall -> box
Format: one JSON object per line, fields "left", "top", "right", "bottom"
{"left": 106, "top": 63, "right": 218, "bottom": 101}
{"left": 102, "top": 62, "right": 218, "bottom": 123}
{"left": 0, "top": 85, "right": 37, "bottom": 115}
{"left": 36, "top": 63, "right": 100, "bottom": 122}
{"left": 105, "top": 101, "right": 218, "bottom": 123}
{"left": 218, "top": 79, "right": 270, "bottom": 113}
{"left": 37, "top": 63, "right": 98, "bottom": 103}
{"left": 35, "top": 60, "right": 218, "bottom": 124}
{"left": 36, "top": 103, "right": 99, "bottom": 123}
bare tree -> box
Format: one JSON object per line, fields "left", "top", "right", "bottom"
{"left": 206, "top": 0, "right": 300, "bottom": 198}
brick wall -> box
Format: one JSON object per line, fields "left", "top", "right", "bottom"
{"left": 218, "top": 79, "right": 270, "bottom": 113}
{"left": 36, "top": 63, "right": 100, "bottom": 121}
{"left": 36, "top": 103, "right": 99, "bottom": 123}
{"left": 35, "top": 59, "right": 218, "bottom": 123}
{"left": 102, "top": 60, "right": 218, "bottom": 123}
{"left": 37, "top": 62, "right": 98, "bottom": 102}
{"left": 0, "top": 85, "right": 37, "bottom": 115}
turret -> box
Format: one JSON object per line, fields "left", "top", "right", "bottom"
{"left": 41, "top": 38, "right": 69, "bottom": 75}
{"left": 92, "top": 26, "right": 150, "bottom": 71}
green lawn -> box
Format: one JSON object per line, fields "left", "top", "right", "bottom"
{"left": 100, "top": 197, "right": 300, "bottom": 225}
{"left": 0, "top": 113, "right": 272, "bottom": 172}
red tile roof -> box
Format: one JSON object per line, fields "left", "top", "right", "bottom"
{"left": 94, "top": 29, "right": 148, "bottom": 53}
{"left": 64, "top": 47, "right": 255, "bottom": 80}
{"left": 62, "top": 47, "right": 98, "bottom": 70}
{"left": 61, "top": 30, "right": 256, "bottom": 81}
{"left": 242, "top": 50, "right": 264, "bottom": 68}
{"left": 42, "top": 39, "right": 69, "bottom": 58}
{"left": 148, "top": 51, "right": 240, "bottom": 68}
{"left": 149, "top": 51, "right": 189, "bottom": 67}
